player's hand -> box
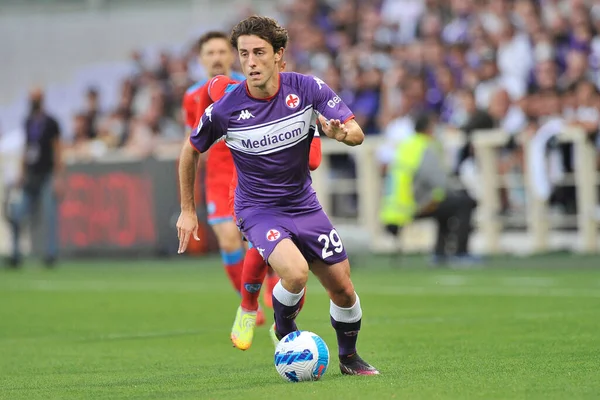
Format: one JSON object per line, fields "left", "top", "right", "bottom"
{"left": 176, "top": 210, "right": 200, "bottom": 254}
{"left": 318, "top": 115, "right": 348, "bottom": 142}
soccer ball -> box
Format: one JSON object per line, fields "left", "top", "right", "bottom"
{"left": 274, "top": 331, "right": 330, "bottom": 382}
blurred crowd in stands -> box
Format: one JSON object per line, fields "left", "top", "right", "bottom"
{"left": 4, "top": 0, "right": 600, "bottom": 212}
{"left": 63, "top": 50, "right": 190, "bottom": 160}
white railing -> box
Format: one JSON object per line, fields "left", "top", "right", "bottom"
{"left": 0, "top": 167, "right": 5, "bottom": 256}
{"left": 472, "top": 126, "right": 599, "bottom": 254}
{"left": 313, "top": 128, "right": 599, "bottom": 255}
{"left": 0, "top": 151, "right": 21, "bottom": 256}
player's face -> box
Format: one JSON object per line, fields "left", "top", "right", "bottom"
{"left": 199, "top": 38, "right": 235, "bottom": 78}
{"left": 237, "top": 35, "right": 283, "bottom": 89}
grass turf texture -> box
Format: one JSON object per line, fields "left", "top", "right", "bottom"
{"left": 1, "top": 254, "right": 599, "bottom": 399}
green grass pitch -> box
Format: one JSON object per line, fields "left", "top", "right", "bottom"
{"left": 1, "top": 254, "right": 600, "bottom": 399}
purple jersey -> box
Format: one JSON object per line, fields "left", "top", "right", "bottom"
{"left": 191, "top": 72, "right": 354, "bottom": 215}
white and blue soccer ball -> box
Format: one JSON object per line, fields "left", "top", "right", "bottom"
{"left": 274, "top": 331, "right": 330, "bottom": 382}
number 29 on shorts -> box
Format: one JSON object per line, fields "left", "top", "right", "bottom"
{"left": 318, "top": 229, "right": 344, "bottom": 259}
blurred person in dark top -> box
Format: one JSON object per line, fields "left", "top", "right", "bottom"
{"left": 422, "top": 38, "right": 448, "bottom": 112}
{"left": 474, "top": 47, "right": 501, "bottom": 109}
{"left": 155, "top": 51, "right": 171, "bottom": 83}
{"left": 572, "top": 80, "right": 600, "bottom": 138}
{"left": 6, "top": 88, "right": 64, "bottom": 268}
{"left": 67, "top": 113, "right": 92, "bottom": 159}
{"left": 554, "top": 80, "right": 600, "bottom": 212}
{"left": 83, "top": 87, "right": 101, "bottom": 139}
{"left": 97, "top": 108, "right": 131, "bottom": 149}
{"left": 447, "top": 42, "right": 469, "bottom": 85}
{"left": 401, "top": 74, "right": 428, "bottom": 115}
{"left": 453, "top": 88, "right": 495, "bottom": 174}
{"left": 557, "top": 49, "right": 592, "bottom": 90}
{"left": 528, "top": 60, "right": 559, "bottom": 94}
{"left": 118, "top": 79, "right": 135, "bottom": 115}
{"left": 436, "top": 66, "right": 461, "bottom": 124}
{"left": 167, "top": 57, "right": 192, "bottom": 123}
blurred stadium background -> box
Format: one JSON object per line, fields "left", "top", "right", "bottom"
{"left": 1, "top": 0, "right": 600, "bottom": 259}
{"left": 1, "top": 1, "right": 600, "bottom": 398}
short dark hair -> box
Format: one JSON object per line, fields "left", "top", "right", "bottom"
{"left": 230, "top": 15, "right": 288, "bottom": 52}
{"left": 414, "top": 112, "right": 433, "bottom": 133}
{"left": 197, "top": 31, "right": 229, "bottom": 52}
{"left": 86, "top": 87, "right": 98, "bottom": 97}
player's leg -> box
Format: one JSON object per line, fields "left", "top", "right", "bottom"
{"left": 210, "top": 219, "right": 244, "bottom": 292}
{"left": 231, "top": 212, "right": 305, "bottom": 350}
{"left": 237, "top": 212, "right": 308, "bottom": 340}
{"left": 263, "top": 267, "right": 306, "bottom": 311}
{"left": 267, "top": 239, "right": 308, "bottom": 336}
{"left": 310, "top": 259, "right": 378, "bottom": 375}
{"left": 231, "top": 239, "right": 268, "bottom": 350}
{"left": 297, "top": 209, "right": 379, "bottom": 375}
{"left": 240, "top": 242, "right": 268, "bottom": 313}
{"left": 228, "top": 185, "right": 265, "bottom": 317}
{"left": 207, "top": 179, "right": 246, "bottom": 293}
{"left": 263, "top": 267, "right": 308, "bottom": 311}
{"left": 228, "top": 189, "right": 269, "bottom": 350}
{"left": 263, "top": 266, "right": 279, "bottom": 308}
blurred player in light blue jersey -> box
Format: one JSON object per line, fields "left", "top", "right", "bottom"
{"left": 177, "top": 16, "right": 379, "bottom": 375}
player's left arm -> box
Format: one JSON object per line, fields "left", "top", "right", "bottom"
{"left": 310, "top": 75, "right": 364, "bottom": 146}
{"left": 318, "top": 116, "right": 364, "bottom": 147}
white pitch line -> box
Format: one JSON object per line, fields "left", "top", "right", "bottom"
{"left": 513, "top": 311, "right": 595, "bottom": 320}
{"left": 433, "top": 275, "right": 468, "bottom": 286}
{"left": 99, "top": 329, "right": 203, "bottom": 341}
{"left": 361, "top": 285, "right": 600, "bottom": 298}
{"left": 0, "top": 329, "right": 211, "bottom": 345}
{"left": 501, "top": 277, "right": 557, "bottom": 287}
{"left": 2, "top": 280, "right": 600, "bottom": 298}
{"left": 0, "top": 279, "right": 209, "bottom": 293}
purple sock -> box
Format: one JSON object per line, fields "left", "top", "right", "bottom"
{"left": 331, "top": 317, "right": 361, "bottom": 356}
{"left": 272, "top": 281, "right": 304, "bottom": 337}
{"left": 273, "top": 297, "right": 300, "bottom": 337}
{"left": 330, "top": 295, "right": 363, "bottom": 357}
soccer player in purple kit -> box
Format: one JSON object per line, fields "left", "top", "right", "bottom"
{"left": 177, "top": 15, "right": 379, "bottom": 376}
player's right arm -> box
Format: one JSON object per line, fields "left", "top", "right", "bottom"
{"left": 177, "top": 139, "right": 200, "bottom": 253}
{"left": 180, "top": 75, "right": 228, "bottom": 216}
{"left": 177, "top": 102, "right": 228, "bottom": 253}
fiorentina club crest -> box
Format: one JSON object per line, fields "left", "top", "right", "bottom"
{"left": 266, "top": 229, "right": 281, "bottom": 241}
{"left": 285, "top": 93, "right": 300, "bottom": 109}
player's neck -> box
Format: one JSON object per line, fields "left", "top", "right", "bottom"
{"left": 247, "top": 73, "right": 280, "bottom": 99}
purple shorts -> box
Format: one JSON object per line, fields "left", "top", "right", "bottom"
{"left": 237, "top": 208, "right": 348, "bottom": 265}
